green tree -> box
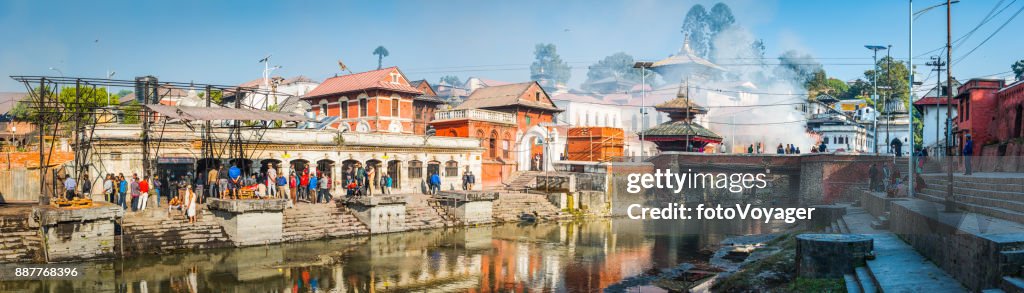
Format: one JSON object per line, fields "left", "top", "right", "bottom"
{"left": 530, "top": 43, "right": 571, "bottom": 85}
{"left": 196, "top": 90, "right": 223, "bottom": 105}
{"left": 863, "top": 56, "right": 912, "bottom": 106}
{"left": 680, "top": 2, "right": 735, "bottom": 59}
{"left": 805, "top": 69, "right": 849, "bottom": 99}
{"left": 373, "top": 46, "right": 390, "bottom": 70}
{"left": 1013, "top": 59, "right": 1024, "bottom": 80}
{"left": 582, "top": 52, "right": 653, "bottom": 92}
{"left": 122, "top": 100, "right": 141, "bottom": 124}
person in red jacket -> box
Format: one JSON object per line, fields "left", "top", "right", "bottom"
{"left": 300, "top": 170, "right": 310, "bottom": 202}
{"left": 139, "top": 176, "right": 150, "bottom": 211}
{"left": 288, "top": 172, "right": 297, "bottom": 204}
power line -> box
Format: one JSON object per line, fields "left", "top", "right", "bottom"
{"left": 954, "top": 3, "right": 1024, "bottom": 66}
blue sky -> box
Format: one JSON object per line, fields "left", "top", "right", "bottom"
{"left": 0, "top": 0, "right": 1020, "bottom": 92}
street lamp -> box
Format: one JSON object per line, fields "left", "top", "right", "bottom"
{"left": 107, "top": 71, "right": 116, "bottom": 106}
{"left": 633, "top": 61, "right": 653, "bottom": 161}
{"left": 49, "top": 67, "right": 64, "bottom": 77}
{"left": 865, "top": 45, "right": 886, "bottom": 153}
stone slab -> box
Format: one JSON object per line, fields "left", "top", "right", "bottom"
{"left": 34, "top": 203, "right": 123, "bottom": 226}
{"left": 207, "top": 198, "right": 288, "bottom": 213}
{"left": 435, "top": 191, "right": 498, "bottom": 202}
{"left": 348, "top": 195, "right": 407, "bottom": 206}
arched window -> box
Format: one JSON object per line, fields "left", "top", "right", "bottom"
{"left": 444, "top": 160, "right": 458, "bottom": 177}
{"left": 340, "top": 96, "right": 349, "bottom": 118}
{"left": 408, "top": 160, "right": 423, "bottom": 178}
{"left": 318, "top": 100, "right": 328, "bottom": 116}
{"left": 489, "top": 130, "right": 498, "bottom": 159}
{"left": 357, "top": 93, "right": 369, "bottom": 117}
{"left": 391, "top": 94, "right": 401, "bottom": 117}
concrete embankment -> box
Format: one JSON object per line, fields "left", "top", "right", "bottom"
{"left": 0, "top": 192, "right": 567, "bottom": 263}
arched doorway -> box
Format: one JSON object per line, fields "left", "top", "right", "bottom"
{"left": 259, "top": 159, "right": 282, "bottom": 177}
{"left": 518, "top": 125, "right": 549, "bottom": 171}
{"left": 316, "top": 159, "right": 335, "bottom": 178}
{"left": 195, "top": 158, "right": 221, "bottom": 179}
{"left": 427, "top": 160, "right": 441, "bottom": 178}
{"left": 366, "top": 159, "right": 382, "bottom": 191}
{"left": 290, "top": 159, "right": 310, "bottom": 176}
{"left": 387, "top": 160, "right": 402, "bottom": 189}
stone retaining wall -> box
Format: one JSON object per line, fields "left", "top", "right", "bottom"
{"left": 889, "top": 198, "right": 1024, "bottom": 291}
{"left": 0, "top": 208, "right": 42, "bottom": 263}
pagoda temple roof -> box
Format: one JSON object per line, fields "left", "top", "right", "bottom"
{"left": 654, "top": 96, "right": 707, "bottom": 113}
{"left": 650, "top": 37, "right": 725, "bottom": 72}
{"left": 639, "top": 120, "right": 722, "bottom": 141}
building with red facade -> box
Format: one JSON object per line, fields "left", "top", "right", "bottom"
{"left": 303, "top": 67, "right": 422, "bottom": 134}
{"left": 431, "top": 81, "right": 562, "bottom": 187}
{"left": 954, "top": 78, "right": 1005, "bottom": 155}
{"left": 408, "top": 79, "right": 448, "bottom": 135}
{"left": 995, "top": 80, "right": 1024, "bottom": 143}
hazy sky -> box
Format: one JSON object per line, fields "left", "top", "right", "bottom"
{"left": 0, "top": 0, "right": 1020, "bottom": 92}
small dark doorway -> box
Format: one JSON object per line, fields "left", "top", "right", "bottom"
{"left": 1015, "top": 104, "right": 1023, "bottom": 138}
{"left": 387, "top": 160, "right": 401, "bottom": 189}
{"left": 427, "top": 160, "right": 441, "bottom": 177}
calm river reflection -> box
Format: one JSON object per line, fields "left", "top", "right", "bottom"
{"left": 4, "top": 218, "right": 783, "bottom": 292}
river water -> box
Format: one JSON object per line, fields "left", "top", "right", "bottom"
{"left": 4, "top": 218, "right": 783, "bottom": 293}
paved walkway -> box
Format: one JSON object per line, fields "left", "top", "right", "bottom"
{"left": 843, "top": 207, "right": 969, "bottom": 292}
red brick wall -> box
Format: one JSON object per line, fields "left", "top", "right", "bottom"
{"left": 956, "top": 79, "right": 1005, "bottom": 154}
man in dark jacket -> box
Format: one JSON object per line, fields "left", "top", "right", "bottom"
{"left": 963, "top": 134, "right": 974, "bottom": 175}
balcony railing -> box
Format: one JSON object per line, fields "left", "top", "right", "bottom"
{"left": 434, "top": 109, "right": 516, "bottom": 124}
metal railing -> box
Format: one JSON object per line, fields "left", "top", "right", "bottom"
{"left": 434, "top": 109, "right": 516, "bottom": 124}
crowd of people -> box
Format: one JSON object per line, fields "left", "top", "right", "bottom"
{"left": 743, "top": 142, "right": 805, "bottom": 154}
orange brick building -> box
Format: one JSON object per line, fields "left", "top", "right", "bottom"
{"left": 408, "top": 79, "right": 447, "bottom": 135}
{"left": 303, "top": 67, "right": 423, "bottom": 133}
{"left": 432, "top": 81, "right": 562, "bottom": 187}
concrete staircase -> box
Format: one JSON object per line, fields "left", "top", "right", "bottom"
{"left": 504, "top": 171, "right": 542, "bottom": 191}
{"left": 120, "top": 206, "right": 232, "bottom": 254}
{"left": 0, "top": 208, "right": 42, "bottom": 263}
{"left": 831, "top": 205, "right": 968, "bottom": 292}
{"left": 282, "top": 202, "right": 368, "bottom": 242}
{"left": 492, "top": 193, "right": 561, "bottom": 222}
{"left": 403, "top": 195, "right": 450, "bottom": 230}
{"left": 918, "top": 173, "right": 1024, "bottom": 224}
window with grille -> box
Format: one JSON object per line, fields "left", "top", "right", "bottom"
{"left": 415, "top": 105, "right": 423, "bottom": 119}
{"left": 408, "top": 160, "right": 423, "bottom": 178}
{"left": 444, "top": 161, "right": 458, "bottom": 177}
{"left": 392, "top": 99, "right": 400, "bottom": 116}
{"left": 341, "top": 100, "right": 349, "bottom": 118}
{"left": 359, "top": 99, "right": 368, "bottom": 116}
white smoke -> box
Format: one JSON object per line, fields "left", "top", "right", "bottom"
{"left": 695, "top": 24, "right": 815, "bottom": 153}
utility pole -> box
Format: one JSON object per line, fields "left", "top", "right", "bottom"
{"left": 908, "top": 0, "right": 915, "bottom": 198}
{"left": 926, "top": 56, "right": 945, "bottom": 156}
{"left": 885, "top": 45, "right": 892, "bottom": 156}
{"left": 944, "top": 0, "right": 955, "bottom": 212}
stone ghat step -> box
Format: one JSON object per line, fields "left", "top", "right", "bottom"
{"left": 917, "top": 191, "right": 1024, "bottom": 224}
{"left": 921, "top": 178, "right": 1024, "bottom": 194}
{"left": 922, "top": 174, "right": 1024, "bottom": 185}
{"left": 919, "top": 187, "right": 1024, "bottom": 215}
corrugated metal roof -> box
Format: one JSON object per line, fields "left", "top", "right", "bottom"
{"left": 304, "top": 67, "right": 421, "bottom": 99}
{"left": 146, "top": 105, "right": 311, "bottom": 122}
{"left": 455, "top": 82, "right": 560, "bottom": 111}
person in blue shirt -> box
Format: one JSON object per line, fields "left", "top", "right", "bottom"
{"left": 228, "top": 164, "right": 241, "bottom": 198}
{"left": 308, "top": 175, "right": 318, "bottom": 203}
{"left": 429, "top": 172, "right": 441, "bottom": 195}
{"left": 118, "top": 174, "right": 128, "bottom": 209}
{"left": 963, "top": 134, "right": 974, "bottom": 175}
